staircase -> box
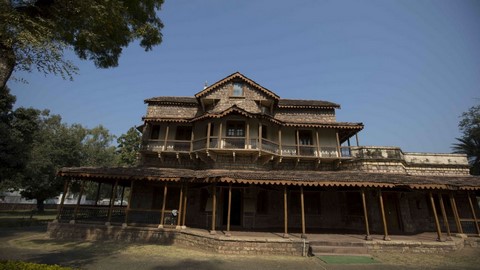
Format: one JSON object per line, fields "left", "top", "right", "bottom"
{"left": 309, "top": 240, "right": 369, "bottom": 256}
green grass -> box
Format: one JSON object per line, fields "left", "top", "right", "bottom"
{"left": 0, "top": 210, "right": 57, "bottom": 227}
{"left": 317, "top": 255, "right": 379, "bottom": 264}
{"left": 0, "top": 260, "right": 73, "bottom": 270}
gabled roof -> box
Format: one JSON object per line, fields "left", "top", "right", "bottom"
{"left": 144, "top": 96, "right": 198, "bottom": 106}
{"left": 278, "top": 99, "right": 340, "bottom": 109}
{"left": 195, "top": 72, "right": 280, "bottom": 100}
{"left": 191, "top": 105, "right": 257, "bottom": 122}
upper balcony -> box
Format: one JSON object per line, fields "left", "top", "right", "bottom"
{"left": 142, "top": 136, "right": 350, "bottom": 159}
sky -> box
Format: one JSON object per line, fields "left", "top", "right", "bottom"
{"left": 8, "top": 0, "right": 480, "bottom": 153}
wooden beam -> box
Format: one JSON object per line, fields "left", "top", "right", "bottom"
{"left": 378, "top": 190, "right": 390, "bottom": 241}
{"left": 94, "top": 182, "right": 102, "bottom": 206}
{"left": 158, "top": 183, "right": 168, "bottom": 228}
{"left": 124, "top": 180, "right": 135, "bottom": 226}
{"left": 449, "top": 193, "right": 463, "bottom": 234}
{"left": 356, "top": 133, "right": 360, "bottom": 147}
{"left": 278, "top": 127, "right": 282, "bottom": 155}
{"left": 335, "top": 130, "right": 341, "bottom": 158}
{"left": 226, "top": 183, "right": 232, "bottom": 236}
{"left": 283, "top": 185, "right": 289, "bottom": 238}
{"left": 259, "top": 123, "right": 263, "bottom": 150}
{"left": 438, "top": 194, "right": 451, "bottom": 239}
{"left": 361, "top": 189, "right": 372, "bottom": 240}
{"left": 72, "top": 180, "right": 86, "bottom": 222}
{"left": 56, "top": 179, "right": 70, "bottom": 221}
{"left": 163, "top": 123, "right": 170, "bottom": 151}
{"left": 190, "top": 126, "right": 195, "bottom": 152}
{"left": 246, "top": 122, "right": 250, "bottom": 149}
{"left": 176, "top": 184, "right": 184, "bottom": 229}
{"left": 107, "top": 180, "right": 119, "bottom": 224}
{"left": 211, "top": 182, "right": 217, "bottom": 234}
{"left": 182, "top": 184, "right": 188, "bottom": 228}
{"left": 467, "top": 192, "right": 480, "bottom": 236}
{"left": 218, "top": 121, "right": 223, "bottom": 149}
{"left": 120, "top": 185, "right": 125, "bottom": 206}
{"left": 296, "top": 129, "right": 300, "bottom": 156}
{"left": 429, "top": 192, "right": 443, "bottom": 241}
{"left": 300, "top": 186, "right": 306, "bottom": 238}
{"left": 315, "top": 129, "right": 321, "bottom": 158}
{"left": 206, "top": 122, "right": 211, "bottom": 149}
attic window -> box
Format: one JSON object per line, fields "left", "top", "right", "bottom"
{"left": 232, "top": 82, "right": 243, "bottom": 96}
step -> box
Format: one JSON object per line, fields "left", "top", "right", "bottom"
{"left": 310, "top": 245, "right": 369, "bottom": 255}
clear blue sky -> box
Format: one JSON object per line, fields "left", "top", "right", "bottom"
{"left": 8, "top": 0, "right": 480, "bottom": 153}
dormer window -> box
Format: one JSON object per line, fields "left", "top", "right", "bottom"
{"left": 232, "top": 82, "right": 243, "bottom": 96}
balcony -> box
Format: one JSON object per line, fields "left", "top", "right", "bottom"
{"left": 142, "top": 137, "right": 350, "bottom": 159}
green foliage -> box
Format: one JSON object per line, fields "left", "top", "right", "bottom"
{"left": 0, "top": 0, "right": 164, "bottom": 87}
{"left": 116, "top": 127, "right": 142, "bottom": 166}
{"left": 0, "top": 260, "right": 72, "bottom": 270}
{"left": 453, "top": 104, "right": 480, "bottom": 175}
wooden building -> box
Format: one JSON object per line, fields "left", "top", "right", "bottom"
{"left": 55, "top": 72, "right": 480, "bottom": 242}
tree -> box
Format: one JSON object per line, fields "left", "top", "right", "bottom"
{"left": 81, "top": 125, "right": 117, "bottom": 167}
{"left": 1, "top": 0, "right": 164, "bottom": 89}
{"left": 453, "top": 104, "right": 480, "bottom": 175}
{"left": 116, "top": 127, "right": 142, "bottom": 166}
{"left": 0, "top": 86, "right": 40, "bottom": 188}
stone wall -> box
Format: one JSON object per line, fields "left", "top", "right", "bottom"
{"left": 146, "top": 104, "right": 198, "bottom": 118}
{"left": 274, "top": 108, "right": 336, "bottom": 123}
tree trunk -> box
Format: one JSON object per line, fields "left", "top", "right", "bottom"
{"left": 0, "top": 44, "right": 15, "bottom": 90}
{"left": 36, "top": 199, "right": 45, "bottom": 213}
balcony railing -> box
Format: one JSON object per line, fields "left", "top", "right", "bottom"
{"left": 142, "top": 138, "right": 357, "bottom": 159}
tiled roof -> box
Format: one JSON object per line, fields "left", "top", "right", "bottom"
{"left": 58, "top": 167, "right": 480, "bottom": 190}
{"left": 144, "top": 96, "right": 198, "bottom": 105}
{"left": 278, "top": 99, "right": 340, "bottom": 109}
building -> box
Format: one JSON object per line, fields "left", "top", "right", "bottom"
{"left": 51, "top": 72, "right": 480, "bottom": 254}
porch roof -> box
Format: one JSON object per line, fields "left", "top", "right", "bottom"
{"left": 58, "top": 167, "right": 480, "bottom": 191}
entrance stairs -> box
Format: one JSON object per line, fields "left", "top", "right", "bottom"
{"left": 309, "top": 239, "right": 369, "bottom": 256}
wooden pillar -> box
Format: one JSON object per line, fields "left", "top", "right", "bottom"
{"left": 467, "top": 192, "right": 480, "bottom": 236}
{"left": 361, "top": 188, "right": 372, "bottom": 240}
{"left": 246, "top": 122, "right": 250, "bottom": 149}
{"left": 56, "top": 179, "right": 70, "bottom": 221}
{"left": 94, "top": 182, "right": 102, "bottom": 206}
{"left": 211, "top": 182, "right": 217, "bottom": 234}
{"left": 295, "top": 130, "right": 300, "bottom": 155}
{"left": 355, "top": 133, "right": 360, "bottom": 147}
{"left": 300, "top": 186, "right": 306, "bottom": 238}
{"left": 438, "top": 194, "right": 452, "bottom": 239}
{"left": 176, "top": 184, "right": 184, "bottom": 229}
{"left": 449, "top": 193, "right": 463, "bottom": 234}
{"left": 107, "top": 180, "right": 119, "bottom": 224}
{"left": 158, "top": 182, "right": 168, "bottom": 228}
{"left": 278, "top": 127, "right": 282, "bottom": 154}
{"left": 182, "top": 184, "right": 188, "bottom": 228}
{"left": 206, "top": 122, "right": 211, "bottom": 149}
{"left": 73, "top": 180, "right": 86, "bottom": 222}
{"left": 283, "top": 185, "right": 289, "bottom": 238}
{"left": 163, "top": 123, "right": 170, "bottom": 151}
{"left": 120, "top": 185, "right": 125, "bottom": 206}
{"left": 190, "top": 126, "right": 195, "bottom": 152}
{"left": 429, "top": 192, "right": 443, "bottom": 241}
{"left": 226, "top": 183, "right": 232, "bottom": 236}
{"left": 315, "top": 129, "right": 321, "bottom": 157}
{"left": 378, "top": 190, "right": 390, "bottom": 241}
{"left": 124, "top": 180, "right": 135, "bottom": 226}
{"left": 218, "top": 122, "right": 223, "bottom": 149}
{"left": 258, "top": 123, "right": 263, "bottom": 150}
{"left": 335, "top": 131, "right": 341, "bottom": 158}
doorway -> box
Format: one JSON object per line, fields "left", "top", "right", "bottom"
{"left": 222, "top": 189, "right": 242, "bottom": 227}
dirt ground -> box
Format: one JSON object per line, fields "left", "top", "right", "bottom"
{"left": 1, "top": 226, "right": 480, "bottom": 270}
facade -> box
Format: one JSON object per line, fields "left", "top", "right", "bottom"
{"left": 54, "top": 72, "right": 480, "bottom": 244}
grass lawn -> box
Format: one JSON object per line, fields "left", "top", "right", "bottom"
{"left": 0, "top": 209, "right": 57, "bottom": 227}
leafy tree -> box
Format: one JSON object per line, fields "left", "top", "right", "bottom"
{"left": 81, "top": 125, "right": 117, "bottom": 166}
{"left": 453, "top": 104, "right": 480, "bottom": 175}
{"left": 116, "top": 127, "right": 141, "bottom": 166}
{"left": 1, "top": 0, "right": 164, "bottom": 89}
{"left": 0, "top": 86, "right": 40, "bottom": 188}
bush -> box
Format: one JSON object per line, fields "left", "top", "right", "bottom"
{"left": 0, "top": 261, "right": 73, "bottom": 270}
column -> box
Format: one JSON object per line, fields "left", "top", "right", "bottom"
{"left": 355, "top": 133, "right": 360, "bottom": 146}
{"left": 94, "top": 182, "right": 102, "bottom": 206}
{"left": 258, "top": 123, "right": 262, "bottom": 150}
{"left": 218, "top": 122, "right": 223, "bottom": 149}
{"left": 300, "top": 186, "right": 306, "bottom": 238}
{"left": 449, "top": 193, "right": 463, "bottom": 234}
{"left": 283, "top": 185, "right": 289, "bottom": 238}
{"left": 378, "top": 190, "right": 390, "bottom": 241}
{"left": 226, "top": 184, "right": 232, "bottom": 236}
{"left": 163, "top": 123, "right": 170, "bottom": 151}
{"left": 278, "top": 127, "right": 282, "bottom": 155}
{"left": 467, "top": 192, "right": 480, "bottom": 236}
{"left": 72, "top": 180, "right": 86, "bottom": 223}
{"left": 206, "top": 122, "right": 211, "bottom": 149}
{"left": 176, "top": 184, "right": 184, "bottom": 229}
{"left": 158, "top": 182, "right": 168, "bottom": 228}
{"left": 107, "top": 180, "right": 119, "bottom": 225}
{"left": 210, "top": 182, "right": 217, "bottom": 234}
{"left": 361, "top": 188, "right": 372, "bottom": 240}
{"left": 182, "top": 184, "right": 188, "bottom": 229}
{"left": 123, "top": 180, "right": 135, "bottom": 227}
{"left": 429, "top": 192, "right": 442, "bottom": 241}
{"left": 335, "top": 131, "right": 341, "bottom": 158}
{"left": 56, "top": 179, "right": 70, "bottom": 221}
{"left": 438, "top": 194, "right": 451, "bottom": 240}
